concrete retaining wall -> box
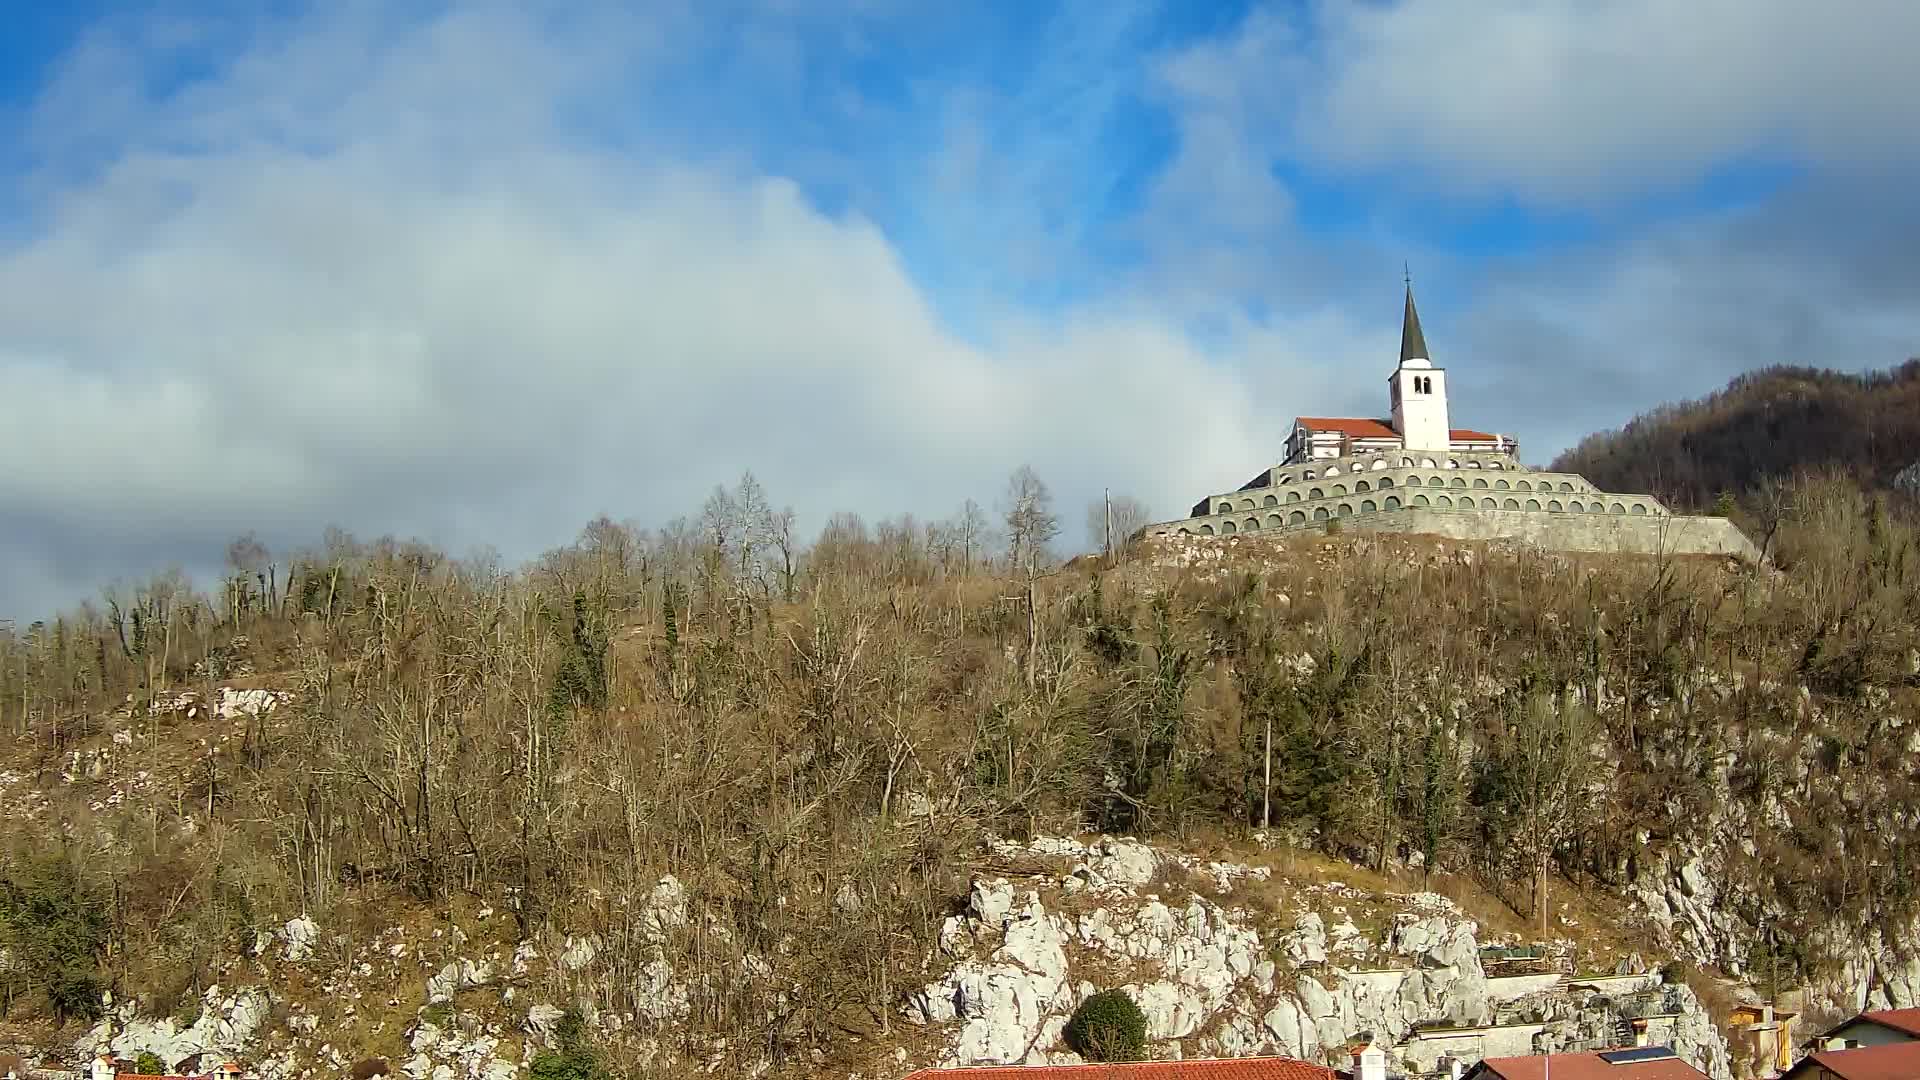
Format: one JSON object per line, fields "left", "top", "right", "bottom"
{"left": 1355, "top": 508, "right": 1758, "bottom": 559}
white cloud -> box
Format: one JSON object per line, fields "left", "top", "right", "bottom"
{"left": 1164, "top": 0, "right": 1920, "bottom": 203}
{"left": 0, "top": 4, "right": 1352, "bottom": 618}
{"left": 5, "top": 0, "right": 1918, "bottom": 622}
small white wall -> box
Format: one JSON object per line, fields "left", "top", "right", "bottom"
{"left": 1487, "top": 973, "right": 1565, "bottom": 1003}
{"left": 1400, "top": 1024, "right": 1546, "bottom": 1072}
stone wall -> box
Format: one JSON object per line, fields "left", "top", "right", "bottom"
{"left": 1354, "top": 508, "right": 1757, "bottom": 559}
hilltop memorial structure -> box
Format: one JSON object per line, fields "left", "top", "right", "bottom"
{"left": 1139, "top": 285, "right": 1759, "bottom": 559}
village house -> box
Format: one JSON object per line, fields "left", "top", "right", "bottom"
{"left": 1726, "top": 1004, "right": 1797, "bottom": 1077}
{"left": 1778, "top": 1040, "right": 1920, "bottom": 1080}
{"left": 1462, "top": 1048, "right": 1710, "bottom": 1080}
{"left": 1808, "top": 1009, "right": 1920, "bottom": 1052}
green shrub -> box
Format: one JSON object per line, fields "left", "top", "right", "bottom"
{"left": 0, "top": 849, "right": 110, "bottom": 1022}
{"left": 529, "top": 1009, "right": 610, "bottom": 1080}
{"left": 135, "top": 1053, "right": 166, "bottom": 1075}
{"left": 1065, "top": 989, "right": 1149, "bottom": 1062}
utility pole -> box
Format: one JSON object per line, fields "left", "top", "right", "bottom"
{"left": 1104, "top": 489, "right": 1113, "bottom": 561}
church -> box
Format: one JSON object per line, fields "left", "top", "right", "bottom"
{"left": 1138, "top": 285, "right": 1759, "bottom": 559}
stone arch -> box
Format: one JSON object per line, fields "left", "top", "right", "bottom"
{"left": 1177, "top": 528, "right": 1192, "bottom": 536}
{"left": 1422, "top": 457, "right": 1438, "bottom": 468}
{"left": 1526, "top": 499, "right": 1541, "bottom": 510}
{"left": 1401, "top": 457, "right": 1415, "bottom": 467}
{"left": 1199, "top": 524, "right": 1215, "bottom": 535}
{"left": 1630, "top": 503, "right": 1648, "bottom": 515}
{"left": 1217, "top": 502, "right": 1233, "bottom": 515}
{"left": 1355, "top": 479, "right": 1372, "bottom": 493}
{"left": 1371, "top": 458, "right": 1388, "bottom": 470}
{"left": 1338, "top": 503, "right": 1355, "bottom": 516}
{"left": 1496, "top": 479, "right": 1511, "bottom": 490}
{"left": 1379, "top": 476, "right": 1395, "bottom": 488}
{"left": 1286, "top": 490, "right": 1302, "bottom": 503}
{"left": 1568, "top": 501, "right": 1585, "bottom": 513}
{"left": 1406, "top": 475, "right": 1422, "bottom": 487}
{"left": 1310, "top": 488, "right": 1324, "bottom": 500}
{"left": 1610, "top": 502, "right": 1627, "bottom": 514}
{"left": 1313, "top": 506, "right": 1330, "bottom": 520}
{"left": 1437, "top": 495, "right": 1453, "bottom": 508}
{"left": 1548, "top": 500, "right": 1563, "bottom": 512}
{"left": 1446, "top": 459, "right": 1460, "bottom": 469}
{"left": 1277, "top": 475, "right": 1292, "bottom": 486}
{"left": 1414, "top": 494, "right": 1430, "bottom": 507}
{"left": 1385, "top": 495, "right": 1402, "bottom": 510}
{"left": 1473, "top": 478, "right": 1490, "bottom": 489}
{"left": 1240, "top": 498, "right": 1256, "bottom": 511}
{"left": 1559, "top": 481, "right": 1574, "bottom": 492}
{"left": 1504, "top": 498, "right": 1520, "bottom": 509}
{"left": 1263, "top": 494, "right": 1278, "bottom": 507}
{"left": 1467, "top": 460, "right": 1483, "bottom": 469}
{"left": 1267, "top": 513, "right": 1284, "bottom": 528}
{"left": 1482, "top": 497, "right": 1498, "bottom": 509}
{"left": 1325, "top": 464, "right": 1341, "bottom": 476}
{"left": 1221, "top": 520, "right": 1237, "bottom": 534}
{"left": 1303, "top": 470, "right": 1316, "bottom": 481}
{"left": 1451, "top": 477, "right": 1468, "bottom": 489}
{"left": 1361, "top": 499, "right": 1377, "bottom": 512}
{"left": 1245, "top": 517, "right": 1261, "bottom": 531}
{"left": 1288, "top": 510, "right": 1307, "bottom": 526}
{"left": 1332, "top": 483, "right": 1348, "bottom": 496}
{"left": 1517, "top": 480, "right": 1532, "bottom": 491}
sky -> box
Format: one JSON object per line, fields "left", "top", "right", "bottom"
{"left": 3, "top": 0, "right": 1919, "bottom": 620}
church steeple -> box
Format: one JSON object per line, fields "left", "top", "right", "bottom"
{"left": 1399, "top": 278, "right": 1430, "bottom": 366}
{"left": 1389, "top": 275, "right": 1449, "bottom": 451}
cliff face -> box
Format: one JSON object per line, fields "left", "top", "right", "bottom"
{"left": 903, "top": 835, "right": 1728, "bottom": 1076}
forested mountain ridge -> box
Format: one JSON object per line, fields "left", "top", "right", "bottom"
{"left": 0, "top": 464, "right": 1914, "bottom": 1079}
{"left": 1551, "top": 359, "right": 1920, "bottom": 510}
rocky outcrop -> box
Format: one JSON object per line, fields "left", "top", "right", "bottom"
{"left": 79, "top": 988, "right": 273, "bottom": 1072}
{"left": 904, "top": 836, "right": 1730, "bottom": 1078}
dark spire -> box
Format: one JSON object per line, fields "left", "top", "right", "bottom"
{"left": 1399, "top": 278, "right": 1430, "bottom": 365}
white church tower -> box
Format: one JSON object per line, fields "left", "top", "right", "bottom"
{"left": 1388, "top": 280, "right": 1451, "bottom": 452}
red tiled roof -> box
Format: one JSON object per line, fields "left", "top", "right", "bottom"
{"left": 1473, "top": 1051, "right": 1708, "bottom": 1080}
{"left": 1793, "top": 1041, "right": 1920, "bottom": 1080}
{"left": 1294, "top": 418, "right": 1506, "bottom": 444}
{"left": 903, "top": 1057, "right": 1336, "bottom": 1080}
{"left": 1858, "top": 1008, "right": 1920, "bottom": 1038}
{"left": 1297, "top": 417, "right": 1399, "bottom": 439}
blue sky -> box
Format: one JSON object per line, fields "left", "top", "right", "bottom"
{"left": 2, "top": 0, "right": 1918, "bottom": 618}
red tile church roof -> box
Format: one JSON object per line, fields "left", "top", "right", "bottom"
{"left": 1295, "top": 417, "right": 1502, "bottom": 443}
{"left": 902, "top": 1058, "right": 1335, "bottom": 1080}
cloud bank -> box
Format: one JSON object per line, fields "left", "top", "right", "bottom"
{"left": 1, "top": 1, "right": 1916, "bottom": 618}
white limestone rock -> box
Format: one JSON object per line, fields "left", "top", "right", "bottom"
{"left": 283, "top": 916, "right": 320, "bottom": 961}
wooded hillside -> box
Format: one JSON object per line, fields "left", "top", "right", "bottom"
{"left": 1551, "top": 360, "right": 1920, "bottom": 510}
{"left": 0, "top": 468, "right": 1917, "bottom": 1075}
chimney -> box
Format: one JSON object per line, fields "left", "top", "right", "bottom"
{"left": 91, "top": 1057, "right": 117, "bottom": 1080}
{"left": 1351, "top": 1041, "right": 1388, "bottom": 1080}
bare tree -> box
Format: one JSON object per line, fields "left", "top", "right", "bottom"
{"left": 1002, "top": 466, "right": 1059, "bottom": 576}
{"left": 1002, "top": 466, "right": 1059, "bottom": 686}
